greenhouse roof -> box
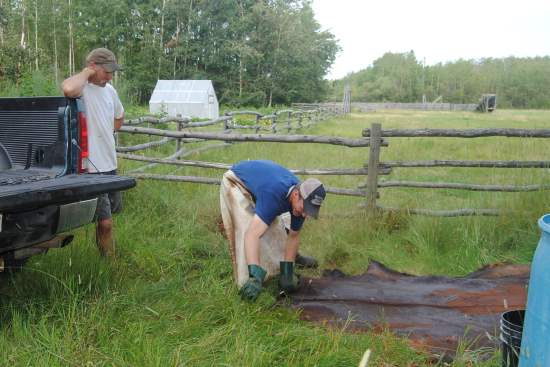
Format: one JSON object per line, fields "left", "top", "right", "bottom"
{"left": 150, "top": 80, "right": 215, "bottom": 104}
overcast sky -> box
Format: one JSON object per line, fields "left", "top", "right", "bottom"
{"left": 312, "top": 0, "right": 550, "bottom": 79}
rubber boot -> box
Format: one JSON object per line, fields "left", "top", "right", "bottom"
{"left": 279, "top": 261, "right": 301, "bottom": 294}
{"left": 295, "top": 253, "right": 318, "bottom": 269}
{"left": 239, "top": 264, "right": 267, "bottom": 301}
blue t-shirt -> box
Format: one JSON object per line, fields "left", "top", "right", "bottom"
{"left": 232, "top": 160, "right": 305, "bottom": 231}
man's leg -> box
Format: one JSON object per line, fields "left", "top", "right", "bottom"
{"left": 94, "top": 193, "right": 115, "bottom": 257}
{"left": 279, "top": 231, "right": 301, "bottom": 294}
{"left": 96, "top": 218, "right": 115, "bottom": 257}
{"left": 284, "top": 237, "right": 299, "bottom": 262}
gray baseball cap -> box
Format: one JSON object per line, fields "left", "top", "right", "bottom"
{"left": 86, "top": 48, "right": 122, "bottom": 72}
{"left": 299, "top": 178, "right": 326, "bottom": 219}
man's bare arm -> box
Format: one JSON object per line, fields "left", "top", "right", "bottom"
{"left": 62, "top": 67, "right": 95, "bottom": 98}
{"left": 114, "top": 115, "right": 124, "bottom": 131}
{"left": 244, "top": 215, "right": 269, "bottom": 265}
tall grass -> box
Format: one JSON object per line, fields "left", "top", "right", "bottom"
{"left": 2, "top": 109, "right": 549, "bottom": 366}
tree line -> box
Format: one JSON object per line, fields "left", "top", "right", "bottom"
{"left": 329, "top": 51, "right": 550, "bottom": 109}
{"left": 0, "top": 0, "right": 339, "bottom": 107}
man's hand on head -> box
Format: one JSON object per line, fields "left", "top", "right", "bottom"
{"left": 83, "top": 66, "right": 97, "bottom": 78}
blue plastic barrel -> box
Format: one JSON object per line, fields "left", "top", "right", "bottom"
{"left": 518, "top": 214, "right": 550, "bottom": 367}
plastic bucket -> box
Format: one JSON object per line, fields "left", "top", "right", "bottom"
{"left": 501, "top": 310, "right": 524, "bottom": 367}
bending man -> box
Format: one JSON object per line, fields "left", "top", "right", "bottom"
{"left": 220, "top": 160, "right": 326, "bottom": 301}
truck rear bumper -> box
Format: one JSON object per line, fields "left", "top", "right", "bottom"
{"left": 57, "top": 198, "right": 97, "bottom": 233}
{"left": 0, "top": 174, "right": 136, "bottom": 212}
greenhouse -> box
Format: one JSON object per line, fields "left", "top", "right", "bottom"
{"left": 149, "top": 80, "right": 219, "bottom": 119}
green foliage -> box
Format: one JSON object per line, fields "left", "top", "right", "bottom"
{"left": 0, "top": 70, "right": 59, "bottom": 97}
{"left": 0, "top": 0, "right": 338, "bottom": 106}
{"left": 329, "top": 52, "right": 550, "bottom": 109}
{"left": 19, "top": 71, "right": 59, "bottom": 97}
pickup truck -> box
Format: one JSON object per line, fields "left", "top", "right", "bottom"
{"left": 0, "top": 96, "right": 135, "bottom": 270}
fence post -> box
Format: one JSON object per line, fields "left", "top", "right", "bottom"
{"left": 255, "top": 114, "right": 261, "bottom": 133}
{"left": 224, "top": 113, "right": 234, "bottom": 146}
{"left": 298, "top": 112, "right": 303, "bottom": 128}
{"left": 343, "top": 84, "right": 351, "bottom": 114}
{"left": 271, "top": 114, "right": 277, "bottom": 133}
{"left": 224, "top": 114, "right": 230, "bottom": 131}
{"left": 176, "top": 114, "right": 183, "bottom": 157}
{"left": 366, "top": 123, "right": 382, "bottom": 213}
{"left": 287, "top": 111, "right": 292, "bottom": 132}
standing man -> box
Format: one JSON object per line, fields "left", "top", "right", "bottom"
{"left": 62, "top": 48, "right": 124, "bottom": 257}
{"left": 220, "top": 160, "right": 326, "bottom": 301}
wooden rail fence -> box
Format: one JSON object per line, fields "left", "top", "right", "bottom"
{"left": 117, "top": 109, "right": 550, "bottom": 217}
{"left": 118, "top": 106, "right": 345, "bottom": 173}
{"left": 117, "top": 106, "right": 373, "bottom": 199}
{"left": 362, "top": 125, "right": 550, "bottom": 216}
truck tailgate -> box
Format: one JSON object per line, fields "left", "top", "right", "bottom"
{"left": 0, "top": 174, "right": 136, "bottom": 212}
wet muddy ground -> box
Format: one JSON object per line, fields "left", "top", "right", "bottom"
{"left": 289, "top": 261, "right": 530, "bottom": 359}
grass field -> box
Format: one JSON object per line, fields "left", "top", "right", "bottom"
{"left": 1, "top": 108, "right": 549, "bottom": 366}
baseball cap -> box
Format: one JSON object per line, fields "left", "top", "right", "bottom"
{"left": 86, "top": 48, "right": 122, "bottom": 72}
{"left": 299, "top": 178, "right": 326, "bottom": 219}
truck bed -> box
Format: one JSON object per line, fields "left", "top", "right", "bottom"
{"left": 0, "top": 169, "right": 56, "bottom": 186}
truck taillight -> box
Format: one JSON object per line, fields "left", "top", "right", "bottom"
{"left": 78, "top": 112, "right": 89, "bottom": 173}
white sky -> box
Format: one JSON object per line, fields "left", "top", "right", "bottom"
{"left": 312, "top": 0, "right": 550, "bottom": 79}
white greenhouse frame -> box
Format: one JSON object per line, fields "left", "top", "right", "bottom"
{"left": 149, "top": 80, "right": 219, "bottom": 119}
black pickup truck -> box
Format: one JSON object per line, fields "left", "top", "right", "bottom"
{"left": 0, "top": 97, "right": 135, "bottom": 270}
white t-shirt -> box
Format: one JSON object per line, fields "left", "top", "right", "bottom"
{"left": 81, "top": 83, "right": 124, "bottom": 173}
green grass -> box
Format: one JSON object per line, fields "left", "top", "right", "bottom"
{"left": 2, "top": 109, "right": 550, "bottom": 366}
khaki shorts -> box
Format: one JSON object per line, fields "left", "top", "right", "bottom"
{"left": 92, "top": 170, "right": 123, "bottom": 221}
{"left": 95, "top": 191, "right": 122, "bottom": 221}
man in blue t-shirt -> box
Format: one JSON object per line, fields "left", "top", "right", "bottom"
{"left": 220, "top": 160, "right": 326, "bottom": 301}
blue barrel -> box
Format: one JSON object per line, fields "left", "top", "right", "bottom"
{"left": 519, "top": 214, "right": 550, "bottom": 366}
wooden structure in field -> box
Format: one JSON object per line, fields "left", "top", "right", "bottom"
{"left": 476, "top": 94, "right": 497, "bottom": 112}
{"left": 342, "top": 84, "right": 351, "bottom": 114}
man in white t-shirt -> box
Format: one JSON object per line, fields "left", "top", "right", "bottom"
{"left": 62, "top": 48, "right": 125, "bottom": 257}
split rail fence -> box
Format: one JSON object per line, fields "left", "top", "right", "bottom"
{"left": 362, "top": 124, "right": 550, "bottom": 216}
{"left": 117, "top": 109, "right": 550, "bottom": 217}
{"left": 117, "top": 106, "right": 372, "bottom": 199}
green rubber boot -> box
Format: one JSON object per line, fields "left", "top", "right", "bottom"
{"left": 239, "top": 264, "right": 267, "bottom": 301}
{"left": 279, "top": 261, "right": 301, "bottom": 294}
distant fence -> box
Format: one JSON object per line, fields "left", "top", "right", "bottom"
{"left": 293, "top": 101, "right": 479, "bottom": 112}
{"left": 117, "top": 109, "right": 550, "bottom": 217}
{"left": 352, "top": 102, "right": 478, "bottom": 112}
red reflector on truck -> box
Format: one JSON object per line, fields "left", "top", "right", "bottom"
{"left": 78, "top": 112, "right": 88, "bottom": 173}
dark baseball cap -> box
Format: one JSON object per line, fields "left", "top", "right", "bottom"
{"left": 299, "top": 178, "right": 326, "bottom": 219}
{"left": 86, "top": 48, "right": 122, "bottom": 72}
